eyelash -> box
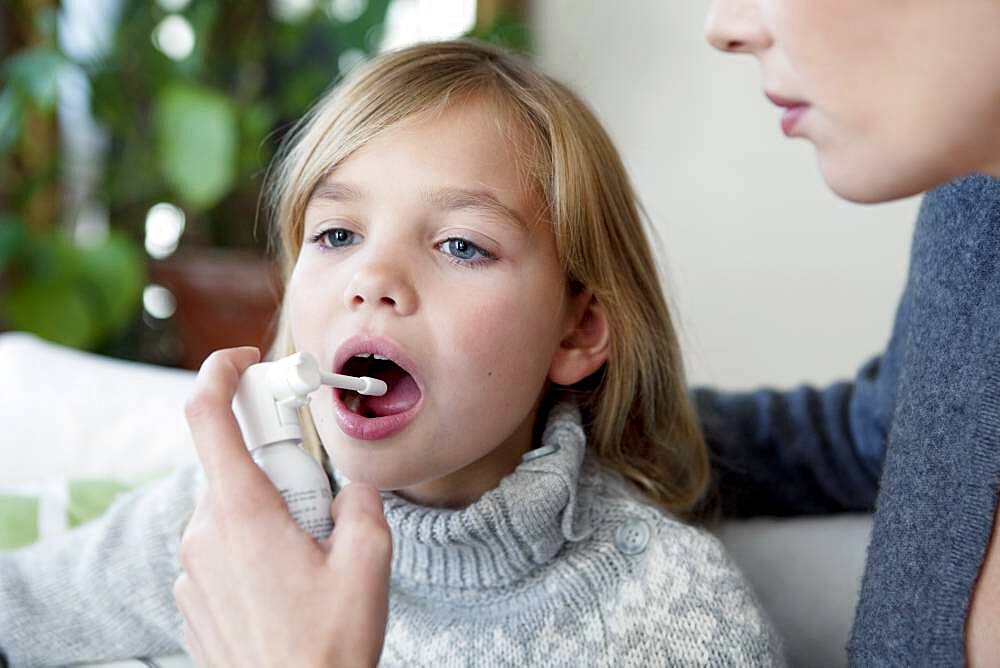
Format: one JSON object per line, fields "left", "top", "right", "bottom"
{"left": 308, "top": 227, "right": 497, "bottom": 269}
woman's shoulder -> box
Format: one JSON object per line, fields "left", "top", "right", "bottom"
{"left": 581, "top": 463, "right": 785, "bottom": 665}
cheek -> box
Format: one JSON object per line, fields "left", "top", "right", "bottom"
{"left": 286, "top": 260, "right": 340, "bottom": 352}
{"left": 779, "top": 1, "right": 889, "bottom": 124}
{"left": 440, "top": 284, "right": 562, "bottom": 398}
{"left": 286, "top": 274, "right": 312, "bottom": 350}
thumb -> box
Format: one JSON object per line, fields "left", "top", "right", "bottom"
{"left": 327, "top": 483, "right": 391, "bottom": 564}
{"left": 320, "top": 484, "right": 387, "bottom": 549}
{"left": 331, "top": 483, "right": 386, "bottom": 522}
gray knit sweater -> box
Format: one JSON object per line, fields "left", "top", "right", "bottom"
{"left": 0, "top": 402, "right": 782, "bottom": 666}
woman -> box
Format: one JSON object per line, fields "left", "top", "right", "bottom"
{"left": 702, "top": 0, "right": 1000, "bottom": 665}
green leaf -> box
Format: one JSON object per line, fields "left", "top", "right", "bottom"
{"left": 0, "top": 86, "right": 23, "bottom": 155}
{"left": 34, "top": 7, "right": 59, "bottom": 43}
{"left": 0, "top": 215, "right": 27, "bottom": 271}
{"left": 77, "top": 231, "right": 147, "bottom": 331}
{"left": 239, "top": 101, "right": 276, "bottom": 173}
{"left": 21, "top": 232, "right": 79, "bottom": 286}
{"left": 2, "top": 276, "right": 100, "bottom": 349}
{"left": 4, "top": 47, "right": 66, "bottom": 111}
{"left": 0, "top": 230, "right": 146, "bottom": 349}
{"left": 155, "top": 83, "right": 238, "bottom": 210}
{"left": 466, "top": 12, "right": 532, "bottom": 54}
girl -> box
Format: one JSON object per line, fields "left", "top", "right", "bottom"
{"left": 0, "top": 40, "right": 782, "bottom": 665}
{"left": 701, "top": 1, "right": 1000, "bottom": 665}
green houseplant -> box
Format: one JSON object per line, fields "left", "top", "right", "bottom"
{"left": 1, "top": 4, "right": 146, "bottom": 351}
{"left": 1, "top": 0, "right": 529, "bottom": 367}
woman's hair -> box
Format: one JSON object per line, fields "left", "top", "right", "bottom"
{"left": 263, "top": 39, "right": 709, "bottom": 515}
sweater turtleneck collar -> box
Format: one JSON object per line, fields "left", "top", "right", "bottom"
{"left": 329, "top": 402, "right": 594, "bottom": 592}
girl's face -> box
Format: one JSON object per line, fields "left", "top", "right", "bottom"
{"left": 705, "top": 0, "right": 1000, "bottom": 203}
{"left": 287, "top": 99, "right": 578, "bottom": 507}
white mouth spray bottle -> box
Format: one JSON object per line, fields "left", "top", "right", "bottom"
{"left": 232, "top": 351, "right": 387, "bottom": 541}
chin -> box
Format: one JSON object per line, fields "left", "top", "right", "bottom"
{"left": 323, "top": 445, "right": 416, "bottom": 491}
{"left": 818, "top": 154, "right": 937, "bottom": 205}
{"left": 815, "top": 140, "right": 973, "bottom": 204}
{"left": 334, "top": 462, "right": 423, "bottom": 492}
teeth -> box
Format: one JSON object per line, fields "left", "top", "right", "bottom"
{"left": 352, "top": 353, "right": 372, "bottom": 359}
{"left": 373, "top": 354, "right": 389, "bottom": 360}
{"left": 345, "top": 392, "right": 362, "bottom": 413}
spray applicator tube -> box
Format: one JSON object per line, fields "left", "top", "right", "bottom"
{"left": 232, "top": 351, "right": 387, "bottom": 540}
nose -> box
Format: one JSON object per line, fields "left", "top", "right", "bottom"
{"left": 343, "top": 258, "right": 418, "bottom": 317}
{"left": 704, "top": 0, "right": 770, "bottom": 54}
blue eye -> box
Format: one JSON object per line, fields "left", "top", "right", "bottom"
{"left": 438, "top": 237, "right": 495, "bottom": 267}
{"left": 311, "top": 228, "right": 358, "bottom": 249}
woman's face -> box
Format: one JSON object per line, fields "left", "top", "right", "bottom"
{"left": 287, "top": 99, "right": 576, "bottom": 507}
{"left": 705, "top": 0, "right": 1000, "bottom": 203}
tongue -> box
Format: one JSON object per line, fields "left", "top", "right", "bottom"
{"left": 361, "top": 365, "right": 420, "bottom": 417}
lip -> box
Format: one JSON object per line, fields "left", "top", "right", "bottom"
{"left": 331, "top": 334, "right": 425, "bottom": 441}
{"left": 765, "top": 91, "right": 811, "bottom": 137}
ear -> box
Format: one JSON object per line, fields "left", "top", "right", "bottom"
{"left": 548, "top": 288, "right": 610, "bottom": 386}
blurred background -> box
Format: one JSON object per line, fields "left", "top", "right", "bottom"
{"left": 0, "top": 0, "right": 917, "bottom": 391}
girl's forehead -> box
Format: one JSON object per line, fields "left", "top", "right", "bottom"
{"left": 314, "top": 99, "right": 544, "bottom": 209}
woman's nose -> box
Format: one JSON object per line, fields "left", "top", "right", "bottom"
{"left": 343, "top": 261, "right": 418, "bottom": 317}
{"left": 704, "top": 0, "right": 770, "bottom": 54}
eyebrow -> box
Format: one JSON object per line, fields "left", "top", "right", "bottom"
{"left": 425, "top": 187, "right": 528, "bottom": 229}
{"left": 308, "top": 182, "right": 527, "bottom": 230}
{"left": 309, "top": 182, "right": 363, "bottom": 203}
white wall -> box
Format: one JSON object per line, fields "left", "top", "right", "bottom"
{"left": 530, "top": 1, "right": 919, "bottom": 390}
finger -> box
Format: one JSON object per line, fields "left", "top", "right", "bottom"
{"left": 184, "top": 347, "right": 272, "bottom": 497}
{"left": 182, "top": 619, "right": 209, "bottom": 668}
{"left": 174, "top": 575, "right": 212, "bottom": 666}
{"left": 175, "top": 572, "right": 230, "bottom": 667}
{"left": 327, "top": 483, "right": 392, "bottom": 601}
{"left": 328, "top": 484, "right": 390, "bottom": 567}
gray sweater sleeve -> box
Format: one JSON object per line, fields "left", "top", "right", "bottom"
{"left": 0, "top": 464, "right": 201, "bottom": 667}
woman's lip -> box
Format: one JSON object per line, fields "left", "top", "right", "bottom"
{"left": 332, "top": 389, "right": 423, "bottom": 441}
{"left": 765, "top": 91, "right": 811, "bottom": 137}
{"left": 780, "top": 105, "right": 809, "bottom": 136}
{"left": 765, "top": 91, "right": 807, "bottom": 108}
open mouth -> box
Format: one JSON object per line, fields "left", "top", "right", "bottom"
{"left": 338, "top": 353, "right": 422, "bottom": 418}
{"left": 332, "top": 335, "right": 425, "bottom": 441}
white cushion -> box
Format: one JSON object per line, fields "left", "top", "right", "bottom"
{"left": 0, "top": 332, "right": 197, "bottom": 486}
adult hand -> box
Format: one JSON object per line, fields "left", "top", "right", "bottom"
{"left": 173, "top": 347, "right": 391, "bottom": 667}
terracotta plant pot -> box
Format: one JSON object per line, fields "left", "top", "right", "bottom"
{"left": 150, "top": 246, "right": 282, "bottom": 370}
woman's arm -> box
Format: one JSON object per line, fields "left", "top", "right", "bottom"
{"left": 693, "top": 217, "right": 914, "bottom": 519}
{"left": 695, "top": 350, "right": 898, "bottom": 517}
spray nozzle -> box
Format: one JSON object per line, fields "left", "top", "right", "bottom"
{"left": 267, "top": 351, "right": 388, "bottom": 401}
{"left": 318, "top": 370, "right": 387, "bottom": 397}
{"left": 233, "top": 351, "right": 388, "bottom": 451}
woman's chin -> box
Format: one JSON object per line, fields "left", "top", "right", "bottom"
{"left": 817, "top": 144, "right": 963, "bottom": 204}
{"left": 819, "top": 156, "right": 928, "bottom": 205}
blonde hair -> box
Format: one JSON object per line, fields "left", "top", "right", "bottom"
{"left": 263, "top": 40, "right": 709, "bottom": 515}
